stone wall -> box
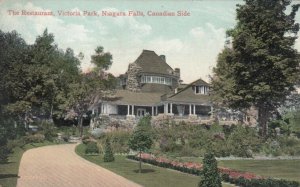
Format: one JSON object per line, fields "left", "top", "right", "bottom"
{"left": 126, "top": 62, "right": 142, "bottom": 92}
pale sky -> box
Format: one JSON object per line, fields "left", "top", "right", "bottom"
{"left": 1, "top": 0, "right": 300, "bottom": 83}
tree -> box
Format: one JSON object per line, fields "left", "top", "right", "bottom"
{"left": 62, "top": 46, "right": 115, "bottom": 136}
{"left": 103, "top": 138, "right": 114, "bottom": 162}
{"left": 91, "top": 46, "right": 112, "bottom": 71}
{"left": 211, "top": 0, "right": 300, "bottom": 136}
{"left": 128, "top": 115, "right": 153, "bottom": 173}
{"left": 199, "top": 152, "right": 221, "bottom": 187}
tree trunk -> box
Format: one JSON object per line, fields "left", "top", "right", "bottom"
{"left": 79, "top": 116, "right": 83, "bottom": 137}
{"left": 139, "top": 151, "right": 142, "bottom": 173}
{"left": 257, "top": 106, "right": 270, "bottom": 137}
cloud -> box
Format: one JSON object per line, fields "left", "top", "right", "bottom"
{"left": 0, "top": 2, "right": 96, "bottom": 70}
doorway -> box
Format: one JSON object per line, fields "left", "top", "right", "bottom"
{"left": 137, "top": 108, "right": 146, "bottom": 117}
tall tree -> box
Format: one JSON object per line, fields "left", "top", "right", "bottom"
{"left": 62, "top": 46, "right": 115, "bottom": 136}
{"left": 91, "top": 46, "right": 112, "bottom": 71}
{"left": 211, "top": 0, "right": 300, "bottom": 136}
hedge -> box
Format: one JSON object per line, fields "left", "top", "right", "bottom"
{"left": 127, "top": 155, "right": 300, "bottom": 187}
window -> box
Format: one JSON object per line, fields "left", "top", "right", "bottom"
{"left": 195, "top": 86, "right": 209, "bottom": 95}
{"left": 141, "top": 75, "right": 172, "bottom": 85}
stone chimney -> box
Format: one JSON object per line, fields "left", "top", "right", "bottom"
{"left": 174, "top": 68, "right": 180, "bottom": 77}
{"left": 159, "top": 55, "right": 166, "bottom": 62}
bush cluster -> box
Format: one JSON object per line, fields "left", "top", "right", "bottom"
{"left": 98, "top": 130, "right": 131, "bottom": 154}
{"left": 24, "top": 134, "right": 45, "bottom": 143}
{"left": 127, "top": 155, "right": 200, "bottom": 175}
{"left": 222, "top": 174, "right": 299, "bottom": 187}
{"left": 85, "top": 142, "right": 99, "bottom": 154}
{"left": 153, "top": 122, "right": 261, "bottom": 158}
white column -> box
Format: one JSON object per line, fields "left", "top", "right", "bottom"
{"left": 132, "top": 105, "right": 135, "bottom": 115}
{"left": 189, "top": 104, "right": 191, "bottom": 115}
{"left": 170, "top": 103, "right": 173, "bottom": 114}
{"left": 193, "top": 105, "right": 196, "bottom": 115}
{"left": 127, "top": 105, "right": 130, "bottom": 115}
{"left": 92, "top": 108, "right": 95, "bottom": 115}
{"left": 152, "top": 106, "right": 154, "bottom": 116}
{"left": 210, "top": 106, "right": 213, "bottom": 118}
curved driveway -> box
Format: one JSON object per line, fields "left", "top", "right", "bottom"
{"left": 17, "top": 144, "right": 141, "bottom": 187}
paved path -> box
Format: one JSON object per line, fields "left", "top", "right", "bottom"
{"left": 17, "top": 144, "right": 141, "bottom": 187}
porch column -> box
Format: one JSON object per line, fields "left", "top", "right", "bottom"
{"left": 127, "top": 105, "right": 130, "bottom": 115}
{"left": 164, "top": 103, "right": 167, "bottom": 114}
{"left": 210, "top": 106, "right": 213, "bottom": 118}
{"left": 189, "top": 104, "right": 191, "bottom": 115}
{"left": 103, "top": 104, "right": 105, "bottom": 114}
{"left": 193, "top": 104, "right": 196, "bottom": 115}
{"left": 156, "top": 106, "right": 158, "bottom": 115}
{"left": 132, "top": 105, "right": 135, "bottom": 115}
{"left": 92, "top": 108, "right": 95, "bottom": 115}
{"left": 170, "top": 103, "right": 173, "bottom": 114}
{"left": 152, "top": 106, "right": 154, "bottom": 116}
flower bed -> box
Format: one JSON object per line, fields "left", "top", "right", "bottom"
{"left": 127, "top": 153, "right": 300, "bottom": 187}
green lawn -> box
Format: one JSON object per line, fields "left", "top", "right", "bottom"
{"left": 179, "top": 157, "right": 300, "bottom": 182}
{"left": 0, "top": 141, "right": 57, "bottom": 187}
{"left": 76, "top": 144, "right": 234, "bottom": 187}
{"left": 219, "top": 159, "right": 300, "bottom": 182}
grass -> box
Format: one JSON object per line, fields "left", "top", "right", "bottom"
{"left": 0, "top": 141, "right": 57, "bottom": 187}
{"left": 218, "top": 159, "right": 300, "bottom": 182}
{"left": 76, "top": 144, "right": 234, "bottom": 187}
{"left": 178, "top": 157, "right": 300, "bottom": 182}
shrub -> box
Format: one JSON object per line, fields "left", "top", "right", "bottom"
{"left": 39, "top": 121, "right": 57, "bottom": 141}
{"left": 199, "top": 152, "right": 222, "bottom": 187}
{"left": 103, "top": 138, "right": 114, "bottom": 162}
{"left": 85, "top": 142, "right": 99, "bottom": 154}
{"left": 24, "top": 133, "right": 45, "bottom": 143}
{"left": 82, "top": 135, "right": 90, "bottom": 144}
{"left": 91, "top": 128, "right": 105, "bottom": 138}
{"left": 227, "top": 126, "right": 261, "bottom": 157}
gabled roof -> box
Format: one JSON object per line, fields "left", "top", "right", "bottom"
{"left": 162, "top": 78, "right": 211, "bottom": 105}
{"left": 134, "top": 50, "right": 175, "bottom": 76}
{"left": 141, "top": 83, "right": 172, "bottom": 93}
{"left": 107, "top": 90, "right": 162, "bottom": 106}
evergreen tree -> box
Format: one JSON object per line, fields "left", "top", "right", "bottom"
{"left": 199, "top": 153, "right": 221, "bottom": 187}
{"left": 212, "top": 0, "right": 300, "bottom": 136}
{"left": 103, "top": 138, "right": 114, "bottom": 162}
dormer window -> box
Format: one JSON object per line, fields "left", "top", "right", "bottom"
{"left": 194, "top": 85, "right": 209, "bottom": 95}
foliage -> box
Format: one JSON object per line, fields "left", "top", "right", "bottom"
{"left": 128, "top": 116, "right": 153, "bottom": 153}
{"left": 99, "top": 130, "right": 131, "bottom": 154}
{"left": 24, "top": 134, "right": 45, "bottom": 144}
{"left": 227, "top": 126, "right": 261, "bottom": 157}
{"left": 222, "top": 174, "right": 299, "bottom": 187}
{"left": 103, "top": 138, "right": 115, "bottom": 162}
{"left": 91, "top": 46, "right": 113, "bottom": 71}
{"left": 127, "top": 155, "right": 201, "bottom": 176}
{"left": 211, "top": 0, "right": 300, "bottom": 137}
{"left": 199, "top": 153, "right": 222, "bottom": 187}
{"left": 62, "top": 46, "right": 116, "bottom": 137}
{"left": 39, "top": 121, "right": 57, "bottom": 141}
{"left": 128, "top": 115, "right": 153, "bottom": 172}
{"left": 85, "top": 141, "right": 99, "bottom": 155}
